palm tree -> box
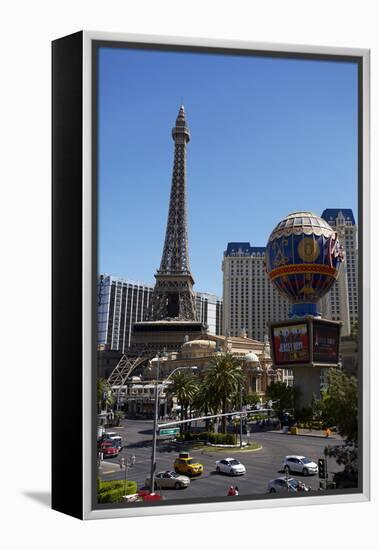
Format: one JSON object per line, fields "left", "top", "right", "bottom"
{"left": 192, "top": 376, "right": 218, "bottom": 432}
{"left": 204, "top": 353, "right": 244, "bottom": 433}
{"left": 97, "top": 378, "right": 115, "bottom": 414}
{"left": 166, "top": 371, "right": 199, "bottom": 432}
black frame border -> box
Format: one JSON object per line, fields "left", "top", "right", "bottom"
{"left": 52, "top": 30, "right": 84, "bottom": 519}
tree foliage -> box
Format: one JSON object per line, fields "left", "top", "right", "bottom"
{"left": 266, "top": 381, "right": 297, "bottom": 415}
{"left": 350, "top": 321, "right": 358, "bottom": 351}
{"left": 321, "top": 369, "right": 358, "bottom": 444}
{"left": 324, "top": 444, "right": 358, "bottom": 488}
{"left": 166, "top": 371, "right": 199, "bottom": 431}
{"left": 203, "top": 353, "right": 244, "bottom": 433}
{"left": 244, "top": 392, "right": 261, "bottom": 406}
{"left": 97, "top": 378, "right": 114, "bottom": 413}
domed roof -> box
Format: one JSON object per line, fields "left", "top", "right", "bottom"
{"left": 245, "top": 352, "right": 259, "bottom": 363}
{"left": 182, "top": 339, "right": 216, "bottom": 350}
{"left": 268, "top": 212, "right": 334, "bottom": 242}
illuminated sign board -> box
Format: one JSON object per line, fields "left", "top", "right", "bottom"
{"left": 270, "top": 318, "right": 341, "bottom": 367}
{"left": 313, "top": 321, "right": 340, "bottom": 364}
{"left": 272, "top": 323, "right": 310, "bottom": 365}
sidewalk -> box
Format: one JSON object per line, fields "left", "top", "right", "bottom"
{"left": 98, "top": 460, "right": 118, "bottom": 474}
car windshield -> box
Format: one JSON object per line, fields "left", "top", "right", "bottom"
{"left": 301, "top": 458, "right": 312, "bottom": 464}
{"left": 288, "top": 479, "right": 299, "bottom": 488}
{"left": 186, "top": 459, "right": 194, "bottom": 464}
{"left": 170, "top": 472, "right": 179, "bottom": 477}
{"left": 230, "top": 460, "right": 240, "bottom": 465}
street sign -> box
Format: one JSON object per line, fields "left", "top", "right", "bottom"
{"left": 159, "top": 427, "right": 180, "bottom": 436}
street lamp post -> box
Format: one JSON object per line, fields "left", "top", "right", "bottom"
{"left": 149, "top": 352, "right": 163, "bottom": 494}
{"left": 148, "top": 361, "right": 197, "bottom": 493}
{"left": 120, "top": 454, "right": 136, "bottom": 496}
{"left": 240, "top": 383, "right": 243, "bottom": 448}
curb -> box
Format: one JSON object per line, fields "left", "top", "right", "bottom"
{"left": 267, "top": 430, "right": 339, "bottom": 439}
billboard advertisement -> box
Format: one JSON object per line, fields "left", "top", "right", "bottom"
{"left": 272, "top": 323, "right": 310, "bottom": 365}
{"left": 313, "top": 321, "right": 340, "bottom": 364}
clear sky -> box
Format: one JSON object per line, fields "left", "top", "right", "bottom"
{"left": 98, "top": 46, "right": 358, "bottom": 296}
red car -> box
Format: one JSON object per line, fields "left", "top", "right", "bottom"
{"left": 99, "top": 440, "right": 119, "bottom": 457}
{"left": 137, "top": 490, "right": 163, "bottom": 502}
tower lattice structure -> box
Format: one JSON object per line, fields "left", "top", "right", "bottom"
{"left": 149, "top": 106, "right": 198, "bottom": 321}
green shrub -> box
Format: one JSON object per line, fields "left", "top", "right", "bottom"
{"left": 178, "top": 431, "right": 208, "bottom": 441}
{"left": 177, "top": 431, "right": 237, "bottom": 445}
{"left": 98, "top": 480, "right": 138, "bottom": 503}
{"left": 208, "top": 432, "right": 237, "bottom": 445}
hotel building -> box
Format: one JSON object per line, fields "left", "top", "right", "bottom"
{"left": 222, "top": 243, "right": 291, "bottom": 342}
{"left": 320, "top": 209, "right": 358, "bottom": 336}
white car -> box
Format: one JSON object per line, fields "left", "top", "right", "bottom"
{"left": 104, "top": 431, "right": 123, "bottom": 449}
{"left": 282, "top": 455, "right": 318, "bottom": 476}
{"left": 215, "top": 458, "right": 246, "bottom": 476}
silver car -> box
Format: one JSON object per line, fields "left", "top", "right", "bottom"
{"left": 104, "top": 432, "right": 123, "bottom": 449}
{"left": 282, "top": 455, "right": 318, "bottom": 476}
{"left": 145, "top": 471, "right": 190, "bottom": 490}
{"left": 268, "top": 476, "right": 311, "bottom": 494}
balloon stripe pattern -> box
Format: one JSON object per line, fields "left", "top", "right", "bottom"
{"left": 265, "top": 212, "right": 344, "bottom": 305}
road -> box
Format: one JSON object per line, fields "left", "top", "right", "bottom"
{"left": 99, "top": 419, "right": 344, "bottom": 500}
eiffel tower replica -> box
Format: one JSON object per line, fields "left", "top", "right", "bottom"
{"left": 132, "top": 106, "right": 206, "bottom": 354}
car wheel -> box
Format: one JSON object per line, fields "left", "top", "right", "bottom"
{"left": 302, "top": 468, "right": 309, "bottom": 476}
{"left": 216, "top": 466, "right": 221, "bottom": 474}
{"left": 284, "top": 465, "right": 291, "bottom": 475}
{"left": 269, "top": 488, "right": 276, "bottom": 493}
{"left": 174, "top": 482, "right": 181, "bottom": 489}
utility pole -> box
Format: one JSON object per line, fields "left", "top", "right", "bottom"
{"left": 149, "top": 359, "right": 196, "bottom": 492}
{"left": 149, "top": 353, "right": 161, "bottom": 493}
{"left": 120, "top": 455, "right": 136, "bottom": 496}
{"left": 240, "top": 383, "right": 243, "bottom": 448}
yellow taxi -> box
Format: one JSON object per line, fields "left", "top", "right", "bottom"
{"left": 174, "top": 452, "right": 203, "bottom": 477}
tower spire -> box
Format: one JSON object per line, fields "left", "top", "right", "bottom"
{"left": 149, "top": 106, "right": 197, "bottom": 321}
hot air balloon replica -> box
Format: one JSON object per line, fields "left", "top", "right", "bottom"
{"left": 265, "top": 212, "right": 344, "bottom": 408}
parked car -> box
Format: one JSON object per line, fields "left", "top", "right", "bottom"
{"left": 268, "top": 476, "right": 311, "bottom": 494}
{"left": 282, "top": 455, "right": 318, "bottom": 476}
{"left": 145, "top": 471, "right": 190, "bottom": 490}
{"left": 137, "top": 490, "right": 164, "bottom": 501}
{"left": 104, "top": 432, "right": 123, "bottom": 449}
{"left": 99, "top": 440, "right": 119, "bottom": 457}
{"left": 174, "top": 452, "right": 203, "bottom": 477}
{"left": 215, "top": 458, "right": 246, "bottom": 476}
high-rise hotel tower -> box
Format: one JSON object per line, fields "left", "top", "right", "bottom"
{"left": 222, "top": 242, "right": 290, "bottom": 341}
{"left": 320, "top": 209, "right": 358, "bottom": 335}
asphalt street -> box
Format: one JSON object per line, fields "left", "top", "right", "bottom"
{"left": 99, "top": 419, "right": 344, "bottom": 501}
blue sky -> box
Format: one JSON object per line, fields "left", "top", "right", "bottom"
{"left": 98, "top": 46, "right": 358, "bottom": 296}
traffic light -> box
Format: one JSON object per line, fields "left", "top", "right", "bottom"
{"left": 318, "top": 458, "right": 326, "bottom": 479}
